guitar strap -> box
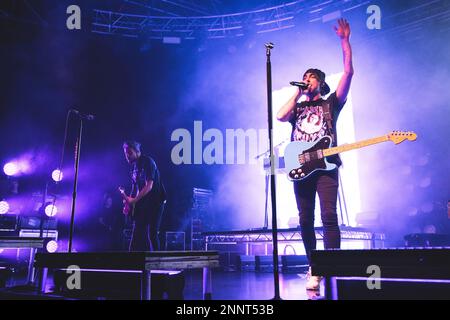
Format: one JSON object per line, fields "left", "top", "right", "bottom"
{"left": 321, "top": 100, "right": 335, "bottom": 144}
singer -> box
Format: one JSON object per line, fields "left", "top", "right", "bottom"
{"left": 276, "top": 18, "right": 354, "bottom": 291}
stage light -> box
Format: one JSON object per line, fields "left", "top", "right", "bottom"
{"left": 45, "top": 204, "right": 58, "bottom": 217}
{"left": 407, "top": 207, "right": 418, "bottom": 217}
{"left": 0, "top": 201, "right": 9, "bottom": 214}
{"left": 3, "top": 162, "right": 19, "bottom": 176}
{"left": 52, "top": 169, "right": 63, "bottom": 182}
{"left": 421, "top": 202, "right": 434, "bottom": 213}
{"left": 419, "top": 176, "right": 431, "bottom": 188}
{"left": 3, "top": 159, "right": 31, "bottom": 177}
{"left": 423, "top": 225, "right": 436, "bottom": 234}
{"left": 46, "top": 240, "right": 58, "bottom": 253}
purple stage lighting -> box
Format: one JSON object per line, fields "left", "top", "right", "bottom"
{"left": 44, "top": 204, "right": 57, "bottom": 217}
{"left": 3, "top": 162, "right": 18, "bottom": 176}
{"left": 52, "top": 169, "right": 63, "bottom": 182}
{"left": 46, "top": 240, "right": 58, "bottom": 253}
{"left": 0, "top": 201, "right": 9, "bottom": 214}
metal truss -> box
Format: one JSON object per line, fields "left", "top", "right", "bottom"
{"left": 91, "top": 0, "right": 372, "bottom": 40}
{"left": 2, "top": 0, "right": 450, "bottom": 42}
{"left": 0, "top": 0, "right": 48, "bottom": 26}
{"left": 91, "top": 0, "right": 450, "bottom": 43}
{"left": 357, "top": 0, "right": 450, "bottom": 44}
{"left": 203, "top": 227, "right": 385, "bottom": 245}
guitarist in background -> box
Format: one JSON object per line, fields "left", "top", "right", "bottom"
{"left": 122, "top": 140, "right": 167, "bottom": 251}
{"left": 276, "top": 18, "right": 354, "bottom": 290}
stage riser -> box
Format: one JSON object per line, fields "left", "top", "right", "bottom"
{"left": 53, "top": 270, "right": 185, "bottom": 300}
{"left": 335, "top": 279, "right": 450, "bottom": 300}
{"left": 208, "top": 240, "right": 376, "bottom": 271}
{"left": 216, "top": 252, "right": 309, "bottom": 273}
{"left": 311, "top": 247, "right": 450, "bottom": 299}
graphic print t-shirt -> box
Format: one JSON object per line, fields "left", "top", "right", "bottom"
{"left": 289, "top": 92, "right": 345, "bottom": 166}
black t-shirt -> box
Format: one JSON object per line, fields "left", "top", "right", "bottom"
{"left": 130, "top": 155, "right": 166, "bottom": 217}
{"left": 289, "top": 92, "right": 345, "bottom": 166}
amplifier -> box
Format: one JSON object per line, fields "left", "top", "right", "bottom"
{"left": 19, "top": 216, "right": 57, "bottom": 230}
{"left": 0, "top": 214, "right": 18, "bottom": 231}
{"left": 165, "top": 232, "right": 185, "bottom": 251}
{"left": 281, "top": 255, "right": 308, "bottom": 273}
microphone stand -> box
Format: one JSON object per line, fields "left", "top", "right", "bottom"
{"left": 39, "top": 181, "right": 49, "bottom": 239}
{"left": 255, "top": 139, "right": 287, "bottom": 230}
{"left": 265, "top": 42, "right": 281, "bottom": 300}
{"left": 68, "top": 119, "right": 83, "bottom": 253}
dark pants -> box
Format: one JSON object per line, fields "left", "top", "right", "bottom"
{"left": 129, "top": 202, "right": 165, "bottom": 252}
{"left": 293, "top": 169, "right": 341, "bottom": 263}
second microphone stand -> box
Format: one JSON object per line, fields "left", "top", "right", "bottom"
{"left": 68, "top": 117, "right": 83, "bottom": 253}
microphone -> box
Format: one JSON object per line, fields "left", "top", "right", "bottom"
{"left": 71, "top": 109, "right": 95, "bottom": 121}
{"left": 290, "top": 81, "right": 309, "bottom": 90}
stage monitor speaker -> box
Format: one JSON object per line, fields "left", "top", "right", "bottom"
{"left": 19, "top": 216, "right": 57, "bottom": 230}
{"left": 165, "top": 231, "right": 185, "bottom": 251}
{"left": 335, "top": 278, "right": 450, "bottom": 300}
{"left": 404, "top": 233, "right": 450, "bottom": 247}
{"left": 0, "top": 214, "right": 18, "bottom": 230}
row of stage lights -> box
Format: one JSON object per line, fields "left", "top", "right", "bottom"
{"left": 3, "top": 162, "right": 63, "bottom": 182}
{"left": 0, "top": 240, "right": 58, "bottom": 254}
{"left": 1, "top": 162, "right": 63, "bottom": 216}
{"left": 1, "top": 162, "right": 60, "bottom": 253}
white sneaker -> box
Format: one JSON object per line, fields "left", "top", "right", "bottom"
{"left": 306, "top": 267, "right": 322, "bottom": 291}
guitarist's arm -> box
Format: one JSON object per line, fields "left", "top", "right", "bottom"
{"left": 126, "top": 179, "right": 154, "bottom": 205}
{"left": 277, "top": 87, "right": 302, "bottom": 122}
{"left": 334, "top": 18, "right": 354, "bottom": 106}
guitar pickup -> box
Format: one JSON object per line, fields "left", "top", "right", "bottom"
{"left": 298, "top": 154, "right": 305, "bottom": 164}
{"left": 304, "top": 153, "right": 311, "bottom": 162}
{"left": 316, "top": 150, "right": 324, "bottom": 159}
{"left": 301, "top": 151, "right": 323, "bottom": 162}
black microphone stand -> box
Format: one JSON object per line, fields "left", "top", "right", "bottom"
{"left": 68, "top": 119, "right": 83, "bottom": 253}
{"left": 39, "top": 181, "right": 48, "bottom": 239}
{"left": 265, "top": 42, "right": 281, "bottom": 300}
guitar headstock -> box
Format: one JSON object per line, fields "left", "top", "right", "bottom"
{"left": 388, "top": 131, "right": 418, "bottom": 144}
{"left": 118, "top": 186, "right": 126, "bottom": 195}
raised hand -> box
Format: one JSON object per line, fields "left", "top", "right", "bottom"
{"left": 334, "top": 18, "right": 351, "bottom": 40}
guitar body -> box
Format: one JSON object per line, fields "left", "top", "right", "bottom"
{"left": 284, "top": 136, "right": 337, "bottom": 181}
{"left": 118, "top": 187, "right": 135, "bottom": 218}
{"left": 123, "top": 202, "right": 135, "bottom": 217}
{"left": 281, "top": 131, "right": 417, "bottom": 182}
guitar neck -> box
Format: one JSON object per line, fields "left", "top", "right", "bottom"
{"left": 323, "top": 135, "right": 389, "bottom": 157}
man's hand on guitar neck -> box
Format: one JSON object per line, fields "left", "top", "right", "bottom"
{"left": 124, "top": 195, "right": 136, "bottom": 205}
{"left": 118, "top": 186, "right": 135, "bottom": 216}
{"left": 119, "top": 186, "right": 136, "bottom": 205}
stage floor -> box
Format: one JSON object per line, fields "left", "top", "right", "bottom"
{"left": 183, "top": 269, "right": 322, "bottom": 300}
{"left": 2, "top": 269, "right": 322, "bottom": 300}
